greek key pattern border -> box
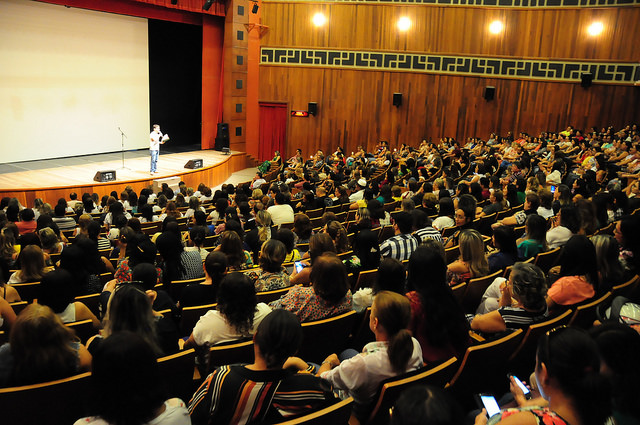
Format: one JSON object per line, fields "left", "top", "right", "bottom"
{"left": 260, "top": 47, "right": 640, "bottom": 84}
{"left": 266, "top": 0, "right": 639, "bottom": 7}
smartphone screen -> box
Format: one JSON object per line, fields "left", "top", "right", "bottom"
{"left": 294, "top": 261, "right": 304, "bottom": 273}
{"left": 510, "top": 374, "right": 532, "bottom": 399}
{"left": 550, "top": 186, "right": 556, "bottom": 193}
{"left": 480, "top": 395, "right": 500, "bottom": 417}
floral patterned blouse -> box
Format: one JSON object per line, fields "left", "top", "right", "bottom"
{"left": 269, "top": 285, "right": 352, "bottom": 322}
{"left": 488, "top": 406, "right": 570, "bottom": 425}
{"left": 115, "top": 258, "right": 163, "bottom": 285}
{"left": 246, "top": 268, "right": 291, "bottom": 292}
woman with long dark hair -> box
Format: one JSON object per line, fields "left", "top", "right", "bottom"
{"left": 185, "top": 273, "right": 271, "bottom": 347}
{"left": 406, "top": 246, "right": 469, "bottom": 363}
{"left": 155, "top": 231, "right": 204, "bottom": 285}
{"left": 476, "top": 327, "right": 611, "bottom": 425}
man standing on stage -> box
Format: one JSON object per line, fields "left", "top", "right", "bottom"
{"left": 149, "top": 124, "right": 168, "bottom": 175}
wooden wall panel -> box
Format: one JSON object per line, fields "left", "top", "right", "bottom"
{"left": 261, "top": 3, "right": 640, "bottom": 61}
{"left": 260, "top": 66, "right": 640, "bottom": 158}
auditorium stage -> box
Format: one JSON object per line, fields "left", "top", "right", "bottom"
{"left": 0, "top": 149, "right": 253, "bottom": 207}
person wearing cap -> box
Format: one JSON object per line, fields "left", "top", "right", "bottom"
{"left": 349, "top": 178, "right": 368, "bottom": 202}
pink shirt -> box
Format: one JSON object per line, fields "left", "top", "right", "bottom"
{"left": 547, "top": 276, "right": 595, "bottom": 306}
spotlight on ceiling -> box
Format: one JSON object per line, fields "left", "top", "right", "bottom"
{"left": 397, "top": 17, "right": 411, "bottom": 32}
{"left": 489, "top": 20, "right": 504, "bottom": 34}
{"left": 203, "top": 0, "right": 214, "bottom": 11}
{"left": 587, "top": 22, "right": 604, "bottom": 36}
{"left": 312, "top": 12, "right": 327, "bottom": 27}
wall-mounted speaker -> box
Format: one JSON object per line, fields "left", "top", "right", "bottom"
{"left": 581, "top": 72, "right": 593, "bottom": 88}
{"left": 184, "top": 159, "right": 203, "bottom": 169}
{"left": 94, "top": 170, "right": 116, "bottom": 183}
{"left": 308, "top": 102, "right": 318, "bottom": 116}
{"left": 483, "top": 86, "right": 496, "bottom": 101}
{"left": 393, "top": 92, "right": 402, "bottom": 107}
{"left": 215, "top": 123, "right": 229, "bottom": 151}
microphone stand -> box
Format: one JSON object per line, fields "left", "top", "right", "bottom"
{"left": 118, "top": 127, "right": 130, "bottom": 170}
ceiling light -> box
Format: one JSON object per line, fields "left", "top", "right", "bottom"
{"left": 489, "top": 20, "right": 504, "bottom": 34}
{"left": 397, "top": 17, "right": 411, "bottom": 32}
{"left": 587, "top": 22, "right": 604, "bottom": 36}
{"left": 312, "top": 13, "right": 327, "bottom": 27}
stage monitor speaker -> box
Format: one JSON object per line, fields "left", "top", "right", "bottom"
{"left": 94, "top": 170, "right": 116, "bottom": 183}
{"left": 215, "top": 123, "right": 230, "bottom": 151}
{"left": 184, "top": 159, "right": 203, "bottom": 169}
{"left": 393, "top": 92, "right": 402, "bottom": 107}
{"left": 308, "top": 102, "right": 318, "bottom": 116}
{"left": 483, "top": 86, "right": 496, "bottom": 101}
{"left": 581, "top": 72, "right": 593, "bottom": 88}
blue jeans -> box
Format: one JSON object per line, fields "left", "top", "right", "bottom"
{"left": 150, "top": 149, "right": 159, "bottom": 172}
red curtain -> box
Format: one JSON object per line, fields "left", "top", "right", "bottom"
{"left": 259, "top": 103, "right": 287, "bottom": 162}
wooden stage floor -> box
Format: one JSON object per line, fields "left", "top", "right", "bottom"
{"left": 0, "top": 149, "right": 251, "bottom": 206}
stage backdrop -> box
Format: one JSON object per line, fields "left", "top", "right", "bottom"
{"left": 0, "top": 0, "right": 150, "bottom": 164}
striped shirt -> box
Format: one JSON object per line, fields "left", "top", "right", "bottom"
{"left": 413, "top": 226, "right": 443, "bottom": 244}
{"left": 379, "top": 233, "right": 418, "bottom": 261}
{"left": 188, "top": 365, "right": 336, "bottom": 425}
{"left": 498, "top": 306, "right": 548, "bottom": 329}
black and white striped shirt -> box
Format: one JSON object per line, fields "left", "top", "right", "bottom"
{"left": 380, "top": 233, "right": 418, "bottom": 261}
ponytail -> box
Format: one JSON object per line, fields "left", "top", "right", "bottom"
{"left": 388, "top": 329, "right": 414, "bottom": 374}
{"left": 373, "top": 291, "right": 415, "bottom": 374}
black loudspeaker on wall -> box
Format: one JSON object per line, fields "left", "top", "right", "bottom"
{"left": 483, "top": 86, "right": 496, "bottom": 101}
{"left": 215, "top": 123, "right": 230, "bottom": 151}
{"left": 581, "top": 73, "right": 593, "bottom": 88}
{"left": 308, "top": 102, "right": 318, "bottom": 116}
{"left": 393, "top": 93, "right": 402, "bottom": 107}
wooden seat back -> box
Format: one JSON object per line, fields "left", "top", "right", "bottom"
{"left": 367, "top": 357, "right": 459, "bottom": 425}
{"left": 533, "top": 247, "right": 562, "bottom": 274}
{"left": 298, "top": 310, "right": 357, "bottom": 364}
{"left": 157, "top": 348, "right": 196, "bottom": 402}
{"left": 0, "top": 372, "right": 91, "bottom": 425}
{"left": 274, "top": 397, "right": 354, "bottom": 425}
{"left": 180, "top": 303, "right": 217, "bottom": 337}
{"left": 568, "top": 291, "right": 612, "bottom": 329}
{"left": 461, "top": 270, "right": 503, "bottom": 313}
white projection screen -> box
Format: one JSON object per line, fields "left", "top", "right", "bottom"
{"left": 0, "top": 0, "right": 150, "bottom": 164}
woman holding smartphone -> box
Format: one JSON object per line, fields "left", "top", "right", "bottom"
{"left": 475, "top": 327, "right": 611, "bottom": 425}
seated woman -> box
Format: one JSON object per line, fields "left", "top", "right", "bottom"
{"left": 546, "top": 206, "right": 580, "bottom": 250}
{"left": 188, "top": 309, "right": 336, "bottom": 424}
{"left": 343, "top": 226, "right": 381, "bottom": 279}
{"left": 352, "top": 258, "right": 406, "bottom": 312}
{"left": 547, "top": 235, "right": 598, "bottom": 312}
{"left": 470, "top": 262, "right": 548, "bottom": 333}
{"left": 292, "top": 213, "right": 313, "bottom": 244}
{"left": 290, "top": 233, "right": 336, "bottom": 286}
{"left": 493, "top": 193, "right": 540, "bottom": 228}
{"left": 59, "top": 237, "right": 112, "bottom": 296}
{"left": 246, "top": 239, "right": 290, "bottom": 292}
{"left": 273, "top": 228, "right": 302, "bottom": 263}
{"left": 114, "top": 233, "right": 163, "bottom": 285}
{"left": 591, "top": 234, "right": 625, "bottom": 292}
{"left": 406, "top": 247, "right": 469, "bottom": 363}
{"left": 184, "top": 225, "right": 210, "bottom": 262}
{"left": 487, "top": 226, "right": 518, "bottom": 274}
{"left": 447, "top": 229, "right": 489, "bottom": 286}
{"left": 0, "top": 303, "right": 92, "bottom": 387}
{"left": 155, "top": 231, "right": 205, "bottom": 284}
{"left": 214, "top": 230, "right": 253, "bottom": 271}
{"left": 324, "top": 220, "right": 350, "bottom": 254}
{"left": 37, "top": 268, "right": 101, "bottom": 328}
{"left": 517, "top": 214, "right": 548, "bottom": 260}
{"left": 313, "top": 291, "right": 423, "bottom": 423}
{"left": 139, "top": 203, "right": 159, "bottom": 223}
{"left": 7, "top": 244, "right": 51, "bottom": 284}
{"left": 75, "top": 331, "right": 190, "bottom": 425}
{"left": 475, "top": 327, "right": 610, "bottom": 425}
{"left": 270, "top": 253, "right": 352, "bottom": 322}
{"left": 0, "top": 296, "right": 17, "bottom": 332}
{"left": 179, "top": 251, "right": 227, "bottom": 308}
{"left": 186, "top": 272, "right": 271, "bottom": 349}
{"left": 90, "top": 283, "right": 179, "bottom": 356}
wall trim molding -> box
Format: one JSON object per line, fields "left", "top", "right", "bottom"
{"left": 261, "top": 47, "right": 640, "bottom": 84}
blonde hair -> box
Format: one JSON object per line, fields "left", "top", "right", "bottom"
{"left": 256, "top": 210, "right": 272, "bottom": 243}
{"left": 458, "top": 229, "right": 489, "bottom": 278}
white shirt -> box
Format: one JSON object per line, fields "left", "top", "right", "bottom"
{"left": 251, "top": 178, "right": 267, "bottom": 189}
{"left": 349, "top": 190, "right": 365, "bottom": 202}
{"left": 74, "top": 398, "right": 190, "bottom": 425}
{"left": 321, "top": 339, "right": 423, "bottom": 419}
{"left": 432, "top": 216, "right": 455, "bottom": 231}
{"left": 192, "top": 303, "right": 272, "bottom": 346}
{"left": 267, "top": 204, "right": 295, "bottom": 226}
{"left": 150, "top": 130, "right": 162, "bottom": 151}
